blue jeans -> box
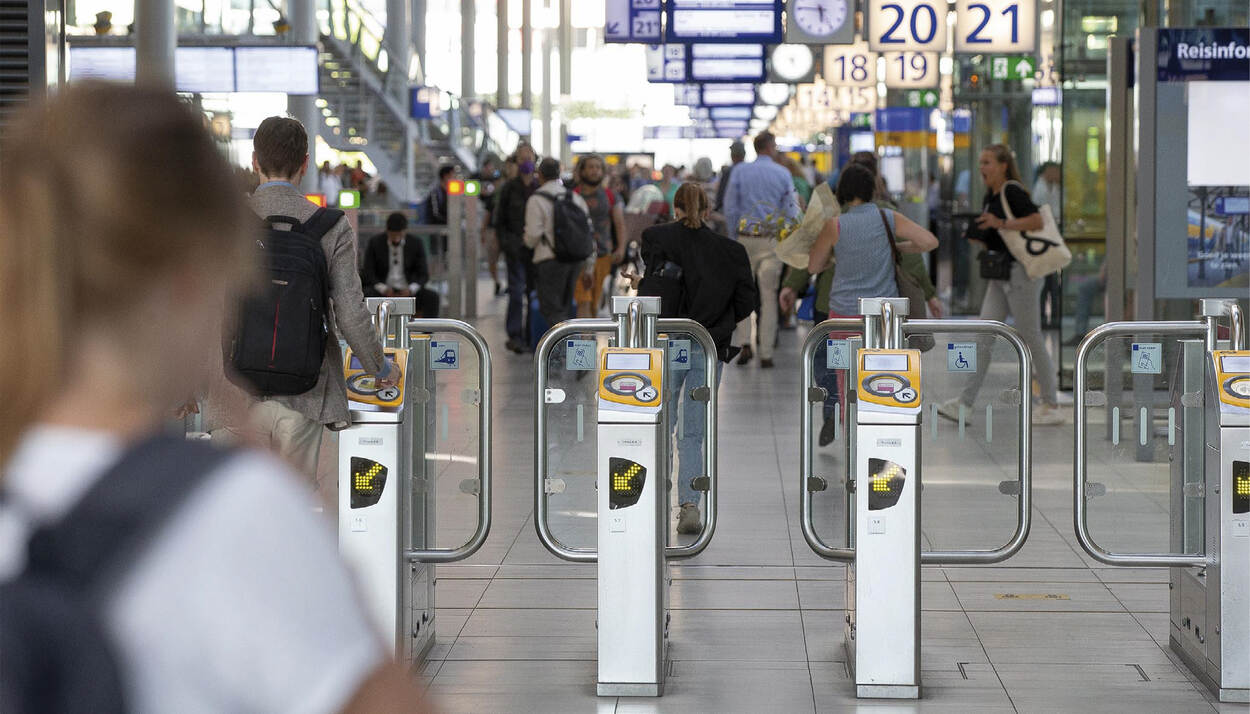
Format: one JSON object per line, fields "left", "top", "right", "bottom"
{"left": 503, "top": 239, "right": 532, "bottom": 340}
{"left": 667, "top": 341, "right": 723, "bottom": 506}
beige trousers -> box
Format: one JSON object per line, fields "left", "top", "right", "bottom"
{"left": 213, "top": 400, "right": 326, "bottom": 495}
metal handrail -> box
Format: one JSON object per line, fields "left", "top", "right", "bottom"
{"left": 404, "top": 319, "right": 493, "bottom": 563}
{"left": 534, "top": 319, "right": 618, "bottom": 563}
{"left": 906, "top": 320, "right": 1033, "bottom": 565}
{"left": 1073, "top": 320, "right": 1208, "bottom": 567}
{"left": 657, "top": 318, "right": 719, "bottom": 560}
{"left": 800, "top": 318, "right": 863, "bottom": 562}
{"left": 1229, "top": 301, "right": 1245, "bottom": 351}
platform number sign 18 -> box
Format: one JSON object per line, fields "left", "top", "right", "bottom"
{"left": 866, "top": 0, "right": 947, "bottom": 52}
{"left": 954, "top": 0, "right": 1036, "bottom": 52}
{"left": 823, "top": 42, "right": 877, "bottom": 87}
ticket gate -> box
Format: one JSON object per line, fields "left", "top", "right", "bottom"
{"left": 533, "top": 296, "right": 719, "bottom": 697}
{"left": 799, "top": 297, "right": 1034, "bottom": 699}
{"left": 1074, "top": 298, "right": 1247, "bottom": 703}
{"left": 338, "top": 298, "right": 492, "bottom": 666}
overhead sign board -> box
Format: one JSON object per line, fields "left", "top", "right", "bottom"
{"left": 989, "top": 54, "right": 1036, "bottom": 80}
{"left": 1156, "top": 27, "right": 1250, "bottom": 81}
{"left": 69, "top": 45, "right": 318, "bottom": 94}
{"left": 674, "top": 82, "right": 757, "bottom": 106}
{"left": 691, "top": 106, "right": 754, "bottom": 121}
{"left": 882, "top": 51, "right": 940, "bottom": 88}
{"left": 647, "top": 44, "right": 766, "bottom": 83}
{"left": 666, "top": 0, "right": 783, "bottom": 44}
{"left": 644, "top": 126, "right": 744, "bottom": 139}
{"left": 605, "top": 0, "right": 662, "bottom": 43}
{"left": 954, "top": 0, "right": 1036, "bottom": 53}
{"left": 824, "top": 42, "right": 877, "bottom": 87}
{"left": 865, "top": 0, "right": 947, "bottom": 52}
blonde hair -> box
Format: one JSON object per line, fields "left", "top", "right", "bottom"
{"left": 0, "top": 83, "right": 252, "bottom": 459}
{"left": 673, "top": 182, "right": 709, "bottom": 230}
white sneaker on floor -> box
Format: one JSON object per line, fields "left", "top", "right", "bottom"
{"left": 1033, "top": 403, "right": 1069, "bottom": 425}
{"left": 936, "top": 397, "right": 973, "bottom": 424}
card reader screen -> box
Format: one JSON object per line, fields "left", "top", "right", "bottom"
{"left": 864, "top": 354, "right": 908, "bottom": 372}
{"left": 606, "top": 353, "right": 651, "bottom": 371}
{"left": 1234, "top": 461, "right": 1248, "bottom": 515}
{"left": 1221, "top": 355, "right": 1250, "bottom": 374}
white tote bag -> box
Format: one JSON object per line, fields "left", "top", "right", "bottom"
{"left": 998, "top": 180, "right": 1071, "bottom": 280}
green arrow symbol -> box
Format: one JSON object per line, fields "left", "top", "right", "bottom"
{"left": 1014, "top": 58, "right": 1034, "bottom": 79}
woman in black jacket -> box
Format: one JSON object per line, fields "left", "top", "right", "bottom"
{"left": 638, "top": 183, "right": 757, "bottom": 534}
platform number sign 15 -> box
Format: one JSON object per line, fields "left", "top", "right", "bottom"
{"left": 866, "top": 0, "right": 947, "bottom": 52}
{"left": 954, "top": 0, "right": 1036, "bottom": 52}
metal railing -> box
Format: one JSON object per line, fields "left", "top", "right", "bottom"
{"left": 799, "top": 314, "right": 1035, "bottom": 565}
{"left": 1072, "top": 320, "right": 1210, "bottom": 568}
{"left": 533, "top": 316, "right": 720, "bottom": 562}
{"left": 404, "top": 318, "right": 493, "bottom": 563}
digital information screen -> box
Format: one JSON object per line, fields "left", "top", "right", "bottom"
{"left": 691, "top": 106, "right": 753, "bottom": 121}
{"left": 605, "top": 0, "right": 662, "bottom": 43}
{"left": 234, "top": 46, "right": 319, "bottom": 94}
{"left": 68, "top": 45, "right": 317, "bottom": 94}
{"left": 864, "top": 353, "right": 909, "bottom": 372}
{"left": 666, "top": 0, "right": 783, "bottom": 44}
{"left": 606, "top": 353, "right": 651, "bottom": 371}
{"left": 647, "top": 44, "right": 765, "bottom": 83}
{"left": 1222, "top": 355, "right": 1250, "bottom": 373}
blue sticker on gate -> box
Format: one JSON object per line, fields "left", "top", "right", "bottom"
{"left": 827, "top": 339, "right": 851, "bottom": 370}
{"left": 947, "top": 342, "right": 976, "bottom": 372}
{"left": 668, "top": 339, "right": 691, "bottom": 371}
{"left": 1131, "top": 343, "right": 1162, "bottom": 374}
{"left": 430, "top": 340, "right": 459, "bottom": 370}
{"left": 566, "top": 339, "right": 596, "bottom": 371}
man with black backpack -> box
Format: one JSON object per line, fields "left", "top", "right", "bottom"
{"left": 216, "top": 116, "right": 396, "bottom": 492}
{"left": 523, "top": 157, "right": 595, "bottom": 331}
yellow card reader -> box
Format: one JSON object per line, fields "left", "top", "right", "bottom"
{"left": 598, "top": 347, "right": 664, "bottom": 413}
{"left": 344, "top": 346, "right": 409, "bottom": 411}
{"left": 857, "top": 348, "right": 922, "bottom": 416}
{"left": 1212, "top": 350, "right": 1250, "bottom": 413}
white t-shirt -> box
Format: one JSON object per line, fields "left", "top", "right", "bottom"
{"left": 0, "top": 426, "right": 384, "bottom": 714}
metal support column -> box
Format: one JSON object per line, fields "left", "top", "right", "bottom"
{"left": 386, "top": 0, "right": 411, "bottom": 74}
{"left": 496, "top": 0, "right": 509, "bottom": 107}
{"left": 288, "top": 0, "right": 319, "bottom": 193}
{"left": 460, "top": 0, "right": 475, "bottom": 98}
{"left": 558, "top": 0, "right": 572, "bottom": 165}
{"left": 540, "top": 28, "right": 552, "bottom": 158}
{"left": 412, "top": 0, "right": 427, "bottom": 77}
{"left": 521, "top": 0, "right": 532, "bottom": 112}
{"left": 135, "top": 0, "right": 175, "bottom": 90}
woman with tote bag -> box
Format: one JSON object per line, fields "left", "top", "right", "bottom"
{"left": 937, "top": 144, "right": 1067, "bottom": 426}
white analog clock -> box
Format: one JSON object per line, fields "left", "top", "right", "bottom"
{"left": 770, "top": 44, "right": 814, "bottom": 82}
{"left": 758, "top": 83, "right": 793, "bottom": 106}
{"left": 791, "top": 0, "right": 849, "bottom": 38}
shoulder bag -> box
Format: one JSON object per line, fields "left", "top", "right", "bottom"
{"left": 998, "top": 180, "right": 1072, "bottom": 280}
{"left": 878, "top": 209, "right": 935, "bottom": 351}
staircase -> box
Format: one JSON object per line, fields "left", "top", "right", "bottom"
{"left": 0, "top": 0, "right": 43, "bottom": 137}
{"left": 317, "top": 0, "right": 515, "bottom": 203}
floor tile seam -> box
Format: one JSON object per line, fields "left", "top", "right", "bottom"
{"left": 1027, "top": 490, "right": 1107, "bottom": 570}
{"left": 944, "top": 566, "right": 1020, "bottom": 713}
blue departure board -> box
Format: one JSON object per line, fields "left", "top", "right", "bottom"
{"left": 647, "top": 44, "right": 765, "bottom": 83}
{"left": 605, "top": 0, "right": 662, "bottom": 43}
{"left": 673, "top": 83, "right": 757, "bottom": 106}
{"left": 666, "top": 0, "right": 783, "bottom": 44}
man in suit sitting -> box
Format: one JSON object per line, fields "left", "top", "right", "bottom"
{"left": 360, "top": 212, "right": 440, "bottom": 317}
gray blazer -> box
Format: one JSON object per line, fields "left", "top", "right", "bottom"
{"left": 240, "top": 182, "right": 388, "bottom": 428}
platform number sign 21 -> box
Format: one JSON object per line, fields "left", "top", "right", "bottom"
{"left": 866, "top": 0, "right": 947, "bottom": 52}
{"left": 954, "top": 0, "right": 1036, "bottom": 52}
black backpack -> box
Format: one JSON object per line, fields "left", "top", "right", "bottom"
{"left": 227, "top": 209, "right": 340, "bottom": 396}
{"left": 538, "top": 190, "right": 595, "bottom": 263}
{"left": 0, "top": 436, "right": 232, "bottom": 714}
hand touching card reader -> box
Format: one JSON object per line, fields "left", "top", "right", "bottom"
{"left": 596, "top": 347, "right": 667, "bottom": 696}
{"left": 849, "top": 348, "right": 923, "bottom": 698}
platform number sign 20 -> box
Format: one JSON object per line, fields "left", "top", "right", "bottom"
{"left": 954, "top": 0, "right": 1036, "bottom": 52}
{"left": 866, "top": 0, "right": 947, "bottom": 52}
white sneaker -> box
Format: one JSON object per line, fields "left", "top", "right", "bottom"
{"left": 936, "top": 397, "right": 973, "bottom": 424}
{"left": 1033, "top": 403, "right": 1069, "bottom": 425}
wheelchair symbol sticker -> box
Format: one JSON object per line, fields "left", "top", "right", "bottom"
{"left": 827, "top": 339, "right": 851, "bottom": 370}
{"left": 1131, "top": 343, "right": 1162, "bottom": 374}
{"left": 947, "top": 342, "right": 976, "bottom": 373}
{"left": 430, "top": 340, "right": 459, "bottom": 370}
{"left": 668, "top": 339, "right": 691, "bottom": 371}
{"left": 566, "top": 339, "right": 596, "bottom": 371}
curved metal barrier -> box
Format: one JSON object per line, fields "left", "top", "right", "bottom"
{"left": 1072, "top": 320, "right": 1208, "bottom": 568}
{"left": 404, "top": 318, "right": 493, "bottom": 563}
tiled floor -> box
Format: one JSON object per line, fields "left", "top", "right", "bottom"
{"left": 404, "top": 282, "right": 1239, "bottom": 713}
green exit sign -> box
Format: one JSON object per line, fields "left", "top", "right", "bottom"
{"left": 990, "top": 55, "right": 1036, "bottom": 80}
{"left": 905, "top": 90, "right": 938, "bottom": 108}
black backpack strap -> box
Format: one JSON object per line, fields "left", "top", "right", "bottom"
{"left": 23, "top": 435, "right": 235, "bottom": 591}
{"left": 300, "top": 207, "right": 346, "bottom": 242}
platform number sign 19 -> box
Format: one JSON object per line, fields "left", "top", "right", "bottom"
{"left": 882, "top": 51, "right": 939, "bottom": 88}
{"left": 866, "top": 0, "right": 947, "bottom": 52}
{"left": 954, "top": 0, "right": 1036, "bottom": 52}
